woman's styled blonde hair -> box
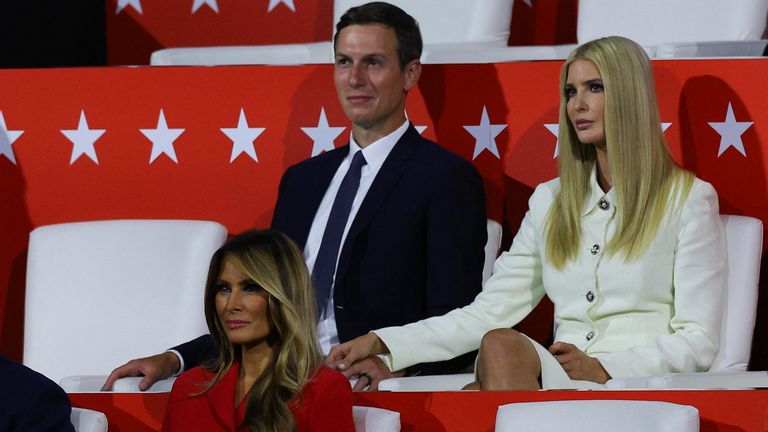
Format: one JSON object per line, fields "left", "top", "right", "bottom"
{"left": 545, "top": 36, "right": 693, "bottom": 268}
{"left": 201, "top": 229, "right": 321, "bottom": 432}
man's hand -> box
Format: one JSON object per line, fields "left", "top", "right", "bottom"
{"left": 101, "top": 352, "right": 180, "bottom": 391}
{"left": 325, "top": 332, "right": 387, "bottom": 372}
{"left": 548, "top": 342, "right": 610, "bottom": 384}
{"left": 342, "top": 355, "right": 406, "bottom": 391}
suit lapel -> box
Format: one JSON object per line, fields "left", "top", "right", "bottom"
{"left": 206, "top": 363, "right": 240, "bottom": 430}
{"left": 334, "top": 126, "right": 419, "bottom": 287}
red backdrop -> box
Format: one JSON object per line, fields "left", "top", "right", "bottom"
{"left": 104, "top": 0, "right": 578, "bottom": 65}
{"left": 1, "top": 59, "right": 766, "bottom": 369}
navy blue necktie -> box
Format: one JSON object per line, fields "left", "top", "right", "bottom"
{"left": 313, "top": 150, "right": 367, "bottom": 318}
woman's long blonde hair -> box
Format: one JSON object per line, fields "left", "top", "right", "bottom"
{"left": 201, "top": 229, "right": 321, "bottom": 432}
{"left": 545, "top": 36, "right": 693, "bottom": 268}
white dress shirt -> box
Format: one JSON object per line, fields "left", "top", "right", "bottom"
{"left": 308, "top": 120, "right": 408, "bottom": 355}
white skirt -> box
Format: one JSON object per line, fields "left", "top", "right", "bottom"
{"left": 475, "top": 334, "right": 604, "bottom": 390}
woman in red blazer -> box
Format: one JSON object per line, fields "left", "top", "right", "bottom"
{"left": 163, "top": 230, "right": 354, "bottom": 432}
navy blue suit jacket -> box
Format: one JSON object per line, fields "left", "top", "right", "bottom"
{"left": 177, "top": 125, "right": 486, "bottom": 373}
{"left": 0, "top": 356, "right": 74, "bottom": 432}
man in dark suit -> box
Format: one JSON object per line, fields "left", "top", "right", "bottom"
{"left": 103, "top": 1, "right": 486, "bottom": 391}
{"left": 0, "top": 356, "right": 75, "bottom": 431}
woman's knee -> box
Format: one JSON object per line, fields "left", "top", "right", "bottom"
{"left": 479, "top": 328, "right": 528, "bottom": 356}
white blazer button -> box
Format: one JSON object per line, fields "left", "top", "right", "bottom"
{"left": 590, "top": 244, "right": 600, "bottom": 255}
{"left": 598, "top": 197, "right": 609, "bottom": 210}
{"left": 586, "top": 331, "right": 595, "bottom": 341}
{"left": 586, "top": 291, "right": 595, "bottom": 302}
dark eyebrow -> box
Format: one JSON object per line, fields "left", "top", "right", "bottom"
{"left": 584, "top": 78, "right": 603, "bottom": 85}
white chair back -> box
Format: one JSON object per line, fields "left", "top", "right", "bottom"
{"left": 577, "top": 0, "right": 768, "bottom": 46}
{"left": 484, "top": 219, "right": 503, "bottom": 284}
{"left": 352, "top": 406, "right": 401, "bottom": 432}
{"left": 333, "top": 0, "right": 513, "bottom": 46}
{"left": 70, "top": 407, "right": 108, "bottom": 432}
{"left": 495, "top": 400, "right": 699, "bottom": 432}
{"left": 710, "top": 215, "right": 762, "bottom": 371}
{"left": 23, "top": 219, "right": 227, "bottom": 385}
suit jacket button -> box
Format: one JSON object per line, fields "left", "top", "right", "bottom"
{"left": 586, "top": 331, "right": 595, "bottom": 341}
{"left": 598, "top": 197, "right": 610, "bottom": 210}
{"left": 586, "top": 291, "right": 595, "bottom": 302}
{"left": 590, "top": 244, "right": 600, "bottom": 255}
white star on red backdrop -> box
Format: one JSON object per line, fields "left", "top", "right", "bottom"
{"left": 221, "top": 109, "right": 265, "bottom": 162}
{"left": 268, "top": 0, "right": 295, "bottom": 12}
{"left": 61, "top": 110, "right": 106, "bottom": 165}
{"left": 302, "top": 107, "right": 345, "bottom": 157}
{"left": 192, "top": 0, "right": 219, "bottom": 13}
{"left": 544, "top": 123, "right": 559, "bottom": 158}
{"left": 708, "top": 102, "right": 752, "bottom": 157}
{"left": 0, "top": 112, "right": 23, "bottom": 165}
{"left": 464, "top": 106, "right": 506, "bottom": 160}
{"left": 116, "top": 0, "right": 142, "bottom": 14}
{"left": 140, "top": 110, "right": 185, "bottom": 164}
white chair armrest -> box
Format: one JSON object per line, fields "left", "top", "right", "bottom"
{"left": 378, "top": 373, "right": 474, "bottom": 391}
{"left": 150, "top": 42, "right": 334, "bottom": 66}
{"left": 655, "top": 40, "right": 768, "bottom": 58}
{"left": 70, "top": 407, "right": 108, "bottom": 432}
{"left": 61, "top": 375, "right": 176, "bottom": 393}
{"left": 606, "top": 371, "right": 768, "bottom": 390}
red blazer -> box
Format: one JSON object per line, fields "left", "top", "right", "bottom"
{"left": 163, "top": 364, "right": 354, "bottom": 432}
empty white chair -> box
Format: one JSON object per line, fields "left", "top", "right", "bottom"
{"left": 23, "top": 219, "right": 227, "bottom": 388}
{"left": 495, "top": 400, "right": 699, "bottom": 432}
{"left": 70, "top": 407, "right": 108, "bottom": 432}
{"left": 353, "top": 406, "right": 400, "bottom": 432}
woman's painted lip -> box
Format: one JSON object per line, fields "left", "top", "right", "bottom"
{"left": 225, "top": 320, "right": 249, "bottom": 329}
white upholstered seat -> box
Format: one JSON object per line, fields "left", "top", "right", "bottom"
{"left": 23, "top": 219, "right": 227, "bottom": 389}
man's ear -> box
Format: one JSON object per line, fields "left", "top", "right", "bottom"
{"left": 403, "top": 60, "right": 422, "bottom": 92}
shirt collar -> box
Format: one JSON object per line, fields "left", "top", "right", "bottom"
{"left": 582, "top": 164, "right": 617, "bottom": 216}
{"left": 348, "top": 119, "right": 409, "bottom": 171}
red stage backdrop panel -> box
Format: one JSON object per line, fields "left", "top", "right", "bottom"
{"left": 0, "top": 60, "right": 766, "bottom": 366}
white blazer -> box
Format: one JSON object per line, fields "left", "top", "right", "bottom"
{"left": 376, "top": 171, "right": 726, "bottom": 379}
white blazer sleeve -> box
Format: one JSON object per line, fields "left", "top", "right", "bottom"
{"left": 374, "top": 183, "right": 552, "bottom": 372}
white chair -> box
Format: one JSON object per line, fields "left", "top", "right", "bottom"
{"left": 150, "top": 0, "right": 513, "bottom": 65}
{"left": 382, "top": 215, "right": 764, "bottom": 391}
{"left": 23, "top": 219, "right": 227, "bottom": 389}
{"left": 353, "top": 406, "right": 400, "bottom": 432}
{"left": 495, "top": 400, "right": 699, "bottom": 432}
{"left": 70, "top": 407, "right": 108, "bottom": 432}
{"left": 606, "top": 215, "right": 765, "bottom": 389}
{"left": 484, "top": 219, "right": 503, "bottom": 284}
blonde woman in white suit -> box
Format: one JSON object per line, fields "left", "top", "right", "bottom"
{"left": 326, "top": 36, "right": 726, "bottom": 391}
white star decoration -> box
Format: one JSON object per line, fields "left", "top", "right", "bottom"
{"left": 544, "top": 123, "right": 559, "bottom": 158}
{"left": 116, "top": 0, "right": 142, "bottom": 14}
{"left": 221, "top": 109, "right": 265, "bottom": 162}
{"left": 61, "top": 110, "right": 106, "bottom": 165}
{"left": 302, "top": 107, "right": 345, "bottom": 157}
{"left": 0, "top": 112, "right": 23, "bottom": 165}
{"left": 140, "top": 110, "right": 185, "bottom": 164}
{"left": 268, "top": 0, "right": 295, "bottom": 12}
{"left": 708, "top": 102, "right": 753, "bottom": 157}
{"left": 192, "top": 0, "right": 219, "bottom": 13}
{"left": 545, "top": 121, "right": 673, "bottom": 159}
{"left": 464, "top": 106, "right": 506, "bottom": 160}
{"left": 404, "top": 111, "right": 427, "bottom": 135}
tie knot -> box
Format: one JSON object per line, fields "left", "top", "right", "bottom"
{"left": 350, "top": 150, "right": 367, "bottom": 170}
